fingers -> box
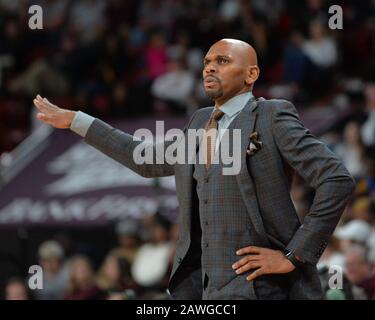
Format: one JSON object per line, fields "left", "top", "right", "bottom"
{"left": 232, "top": 254, "right": 260, "bottom": 270}
{"left": 34, "top": 95, "right": 57, "bottom": 111}
{"left": 246, "top": 268, "right": 265, "bottom": 281}
{"left": 233, "top": 246, "right": 264, "bottom": 278}
{"left": 42, "top": 96, "right": 57, "bottom": 109}
{"left": 234, "top": 260, "right": 262, "bottom": 275}
{"left": 36, "top": 95, "right": 48, "bottom": 107}
{"left": 34, "top": 97, "right": 52, "bottom": 123}
{"left": 33, "top": 95, "right": 60, "bottom": 125}
{"left": 33, "top": 98, "right": 47, "bottom": 111}
{"left": 34, "top": 98, "right": 53, "bottom": 114}
{"left": 236, "top": 246, "right": 263, "bottom": 255}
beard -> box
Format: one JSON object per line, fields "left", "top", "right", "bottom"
{"left": 204, "top": 83, "right": 224, "bottom": 101}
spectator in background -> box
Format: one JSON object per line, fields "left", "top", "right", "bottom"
{"left": 96, "top": 252, "right": 138, "bottom": 299}
{"left": 131, "top": 213, "right": 172, "bottom": 296}
{"left": 68, "top": 0, "right": 107, "bottom": 44}
{"left": 0, "top": 15, "right": 26, "bottom": 83}
{"left": 151, "top": 57, "right": 195, "bottom": 114}
{"left": 145, "top": 32, "right": 169, "bottom": 81}
{"left": 162, "top": 33, "right": 204, "bottom": 116}
{"left": 334, "top": 121, "right": 366, "bottom": 179}
{"left": 344, "top": 244, "right": 375, "bottom": 299}
{"left": 1, "top": 0, "right": 375, "bottom": 301}
{"left": 111, "top": 220, "right": 141, "bottom": 266}
{"left": 9, "top": 58, "right": 69, "bottom": 98}
{"left": 139, "top": 212, "right": 158, "bottom": 242}
{"left": 137, "top": 0, "right": 179, "bottom": 31}
{"left": 354, "top": 147, "right": 375, "bottom": 198}
{"left": 302, "top": 18, "right": 337, "bottom": 97}
{"left": 348, "top": 197, "right": 374, "bottom": 224}
{"left": 335, "top": 219, "right": 372, "bottom": 252}
{"left": 362, "top": 201, "right": 375, "bottom": 252}
{"left": 36, "top": 0, "right": 69, "bottom": 33}
{"left": 283, "top": 31, "right": 308, "bottom": 89}
{"left": 5, "top": 277, "right": 31, "bottom": 300}
{"left": 64, "top": 255, "right": 102, "bottom": 300}
{"left": 369, "top": 245, "right": 375, "bottom": 274}
{"left": 317, "top": 236, "right": 345, "bottom": 271}
{"left": 0, "top": 0, "right": 28, "bottom": 15}
{"left": 167, "top": 32, "right": 202, "bottom": 74}
{"left": 110, "top": 82, "right": 129, "bottom": 117}
{"left": 249, "top": 0, "right": 284, "bottom": 24}
{"left": 361, "top": 82, "right": 375, "bottom": 147}
{"left": 33, "top": 240, "right": 70, "bottom": 300}
{"left": 302, "top": 18, "right": 337, "bottom": 69}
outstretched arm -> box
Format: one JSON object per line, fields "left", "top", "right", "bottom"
{"left": 33, "top": 95, "right": 176, "bottom": 178}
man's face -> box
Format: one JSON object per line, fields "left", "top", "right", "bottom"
{"left": 6, "top": 282, "right": 28, "bottom": 300}
{"left": 202, "top": 42, "right": 250, "bottom": 105}
{"left": 40, "top": 258, "right": 61, "bottom": 275}
{"left": 345, "top": 251, "right": 370, "bottom": 284}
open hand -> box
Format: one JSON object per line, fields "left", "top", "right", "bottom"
{"left": 33, "top": 95, "right": 76, "bottom": 129}
{"left": 232, "top": 246, "right": 295, "bottom": 281}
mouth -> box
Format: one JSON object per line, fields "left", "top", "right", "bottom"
{"left": 204, "top": 81, "right": 218, "bottom": 89}
{"left": 204, "top": 76, "right": 220, "bottom": 88}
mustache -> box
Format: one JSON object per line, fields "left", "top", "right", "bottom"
{"left": 203, "top": 75, "right": 221, "bottom": 82}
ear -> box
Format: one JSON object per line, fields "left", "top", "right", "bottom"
{"left": 245, "top": 65, "right": 260, "bottom": 86}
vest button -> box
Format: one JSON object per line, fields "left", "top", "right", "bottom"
{"left": 204, "top": 177, "right": 209, "bottom": 183}
{"left": 205, "top": 243, "right": 209, "bottom": 248}
{"left": 204, "top": 199, "right": 208, "bottom": 204}
{"left": 205, "top": 221, "right": 208, "bottom": 226}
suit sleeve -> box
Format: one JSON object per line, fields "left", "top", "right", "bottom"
{"left": 271, "top": 100, "right": 355, "bottom": 265}
{"left": 82, "top": 112, "right": 197, "bottom": 178}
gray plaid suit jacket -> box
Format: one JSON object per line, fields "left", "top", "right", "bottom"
{"left": 83, "top": 97, "right": 355, "bottom": 299}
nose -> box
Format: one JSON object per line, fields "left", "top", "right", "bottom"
{"left": 204, "top": 62, "right": 217, "bottom": 75}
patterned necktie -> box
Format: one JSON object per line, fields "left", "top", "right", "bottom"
{"left": 203, "top": 108, "right": 225, "bottom": 170}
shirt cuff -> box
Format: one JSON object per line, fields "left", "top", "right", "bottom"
{"left": 70, "top": 111, "right": 95, "bottom": 137}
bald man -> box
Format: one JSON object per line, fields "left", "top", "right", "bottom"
{"left": 33, "top": 39, "right": 354, "bottom": 299}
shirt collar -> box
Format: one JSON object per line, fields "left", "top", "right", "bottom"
{"left": 216, "top": 91, "right": 254, "bottom": 118}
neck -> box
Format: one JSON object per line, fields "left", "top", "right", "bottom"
{"left": 215, "top": 89, "right": 252, "bottom": 107}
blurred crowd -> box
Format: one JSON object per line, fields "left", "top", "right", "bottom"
{"left": 5, "top": 212, "right": 178, "bottom": 300}
{"left": 1, "top": 0, "right": 375, "bottom": 300}
{"left": 1, "top": 0, "right": 374, "bottom": 153}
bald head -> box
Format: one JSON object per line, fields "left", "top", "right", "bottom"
{"left": 203, "top": 38, "right": 260, "bottom": 106}
{"left": 212, "top": 39, "right": 258, "bottom": 66}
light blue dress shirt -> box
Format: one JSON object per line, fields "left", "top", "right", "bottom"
{"left": 213, "top": 91, "right": 254, "bottom": 152}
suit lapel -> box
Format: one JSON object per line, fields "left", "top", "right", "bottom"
{"left": 233, "top": 98, "right": 270, "bottom": 245}
{"left": 233, "top": 97, "right": 258, "bottom": 175}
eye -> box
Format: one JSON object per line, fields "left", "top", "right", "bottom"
{"left": 218, "top": 57, "right": 229, "bottom": 64}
